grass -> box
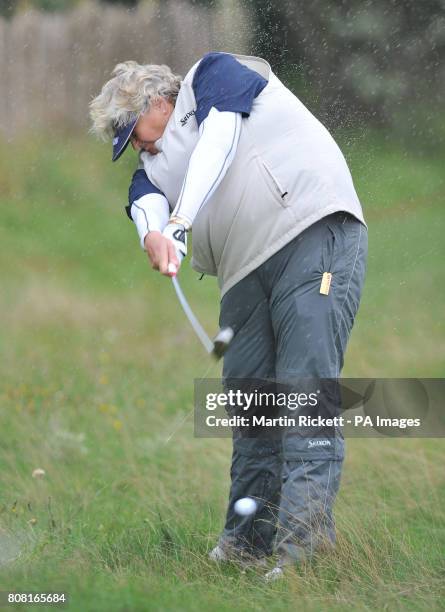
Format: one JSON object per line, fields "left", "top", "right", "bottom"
{"left": 0, "top": 129, "right": 444, "bottom": 611}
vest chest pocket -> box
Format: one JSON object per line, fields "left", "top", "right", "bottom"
{"left": 258, "top": 158, "right": 289, "bottom": 207}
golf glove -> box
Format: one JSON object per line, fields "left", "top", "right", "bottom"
{"left": 162, "top": 222, "right": 187, "bottom": 262}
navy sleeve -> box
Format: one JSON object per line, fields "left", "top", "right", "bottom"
{"left": 192, "top": 52, "right": 268, "bottom": 127}
{"left": 125, "top": 169, "right": 164, "bottom": 220}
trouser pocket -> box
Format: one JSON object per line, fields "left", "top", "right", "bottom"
{"left": 320, "top": 220, "right": 337, "bottom": 274}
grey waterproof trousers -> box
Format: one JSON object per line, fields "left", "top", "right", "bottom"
{"left": 217, "top": 211, "right": 368, "bottom": 563}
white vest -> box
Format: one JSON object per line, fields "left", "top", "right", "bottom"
{"left": 141, "top": 54, "right": 366, "bottom": 297}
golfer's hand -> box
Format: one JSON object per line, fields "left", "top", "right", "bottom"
{"left": 144, "top": 231, "right": 181, "bottom": 276}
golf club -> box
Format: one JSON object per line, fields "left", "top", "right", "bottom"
{"left": 168, "top": 263, "right": 233, "bottom": 359}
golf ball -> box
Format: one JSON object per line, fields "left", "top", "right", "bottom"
{"left": 234, "top": 497, "right": 257, "bottom": 516}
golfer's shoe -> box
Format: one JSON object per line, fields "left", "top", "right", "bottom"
{"left": 264, "top": 566, "right": 285, "bottom": 582}
{"left": 208, "top": 545, "right": 267, "bottom": 569}
{"left": 208, "top": 545, "right": 229, "bottom": 562}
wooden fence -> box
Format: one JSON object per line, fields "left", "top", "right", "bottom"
{"left": 0, "top": 0, "right": 250, "bottom": 137}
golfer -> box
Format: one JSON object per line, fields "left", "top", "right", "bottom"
{"left": 90, "top": 52, "right": 367, "bottom": 579}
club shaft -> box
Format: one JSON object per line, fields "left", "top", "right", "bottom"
{"left": 171, "top": 276, "right": 214, "bottom": 354}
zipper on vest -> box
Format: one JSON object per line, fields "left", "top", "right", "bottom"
{"left": 260, "top": 160, "right": 288, "bottom": 199}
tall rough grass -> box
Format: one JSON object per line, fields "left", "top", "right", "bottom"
{"left": 0, "top": 133, "right": 444, "bottom": 610}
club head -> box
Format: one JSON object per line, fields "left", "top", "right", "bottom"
{"left": 212, "top": 327, "right": 234, "bottom": 359}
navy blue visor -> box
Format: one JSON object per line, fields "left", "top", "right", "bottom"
{"left": 112, "top": 115, "right": 139, "bottom": 162}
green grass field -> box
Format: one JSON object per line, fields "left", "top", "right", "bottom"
{"left": 0, "top": 131, "right": 444, "bottom": 611}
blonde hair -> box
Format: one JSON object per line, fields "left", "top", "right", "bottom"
{"left": 89, "top": 61, "right": 182, "bottom": 140}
